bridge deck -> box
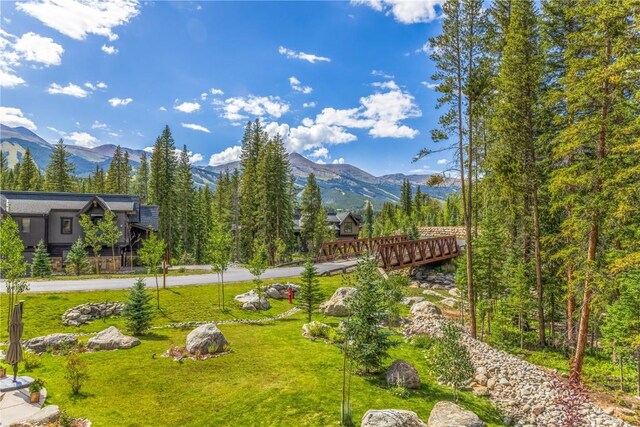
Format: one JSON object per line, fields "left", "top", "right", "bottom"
{"left": 316, "top": 235, "right": 459, "bottom": 270}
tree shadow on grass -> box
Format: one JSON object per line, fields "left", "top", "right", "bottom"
{"left": 166, "top": 289, "right": 181, "bottom": 295}
{"left": 68, "top": 391, "right": 95, "bottom": 402}
{"left": 141, "top": 332, "right": 169, "bottom": 341}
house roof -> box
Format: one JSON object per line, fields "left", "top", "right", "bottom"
{"left": 0, "top": 191, "right": 138, "bottom": 215}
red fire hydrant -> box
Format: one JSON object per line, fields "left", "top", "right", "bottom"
{"left": 288, "top": 287, "right": 294, "bottom": 304}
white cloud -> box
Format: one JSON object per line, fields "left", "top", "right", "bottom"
{"left": 47, "top": 82, "right": 89, "bottom": 98}
{"left": 265, "top": 121, "right": 357, "bottom": 153}
{"left": 181, "top": 123, "right": 210, "bottom": 133}
{"left": 101, "top": 44, "right": 118, "bottom": 54}
{"left": 174, "top": 101, "right": 201, "bottom": 113}
{"left": 289, "top": 76, "right": 313, "bottom": 94}
{"left": 108, "top": 132, "right": 119, "bottom": 137}
{"left": 309, "top": 147, "right": 329, "bottom": 159}
{"left": 13, "top": 32, "right": 63, "bottom": 66}
{"left": 159, "top": 106, "right": 167, "bottom": 111}
{"left": 359, "top": 88, "right": 421, "bottom": 138}
{"left": 278, "top": 46, "right": 330, "bottom": 64}
{"left": 332, "top": 158, "right": 345, "bottom": 165}
{"left": 303, "top": 101, "right": 316, "bottom": 108}
{"left": 92, "top": 120, "right": 108, "bottom": 129}
{"left": 315, "top": 159, "right": 326, "bottom": 164}
{"left": 352, "top": 0, "right": 444, "bottom": 24}
{"left": 143, "top": 146, "right": 154, "bottom": 153}
{"left": 189, "top": 152, "right": 203, "bottom": 163}
{"left": 108, "top": 97, "right": 133, "bottom": 107}
{"left": 210, "top": 88, "right": 224, "bottom": 95}
{"left": 67, "top": 131, "right": 98, "bottom": 148}
{"left": 96, "top": 81, "right": 107, "bottom": 89}
{"left": 84, "top": 82, "right": 95, "bottom": 90}
{"left": 437, "top": 158, "right": 447, "bottom": 164}
{"left": 0, "top": 107, "right": 37, "bottom": 130}
{"left": 209, "top": 145, "right": 242, "bottom": 166}
{"left": 421, "top": 81, "right": 437, "bottom": 89}
{"left": 372, "top": 80, "right": 399, "bottom": 90}
{"left": 16, "top": 0, "right": 141, "bottom": 41}
{"left": 223, "top": 95, "right": 289, "bottom": 121}
{"left": 200, "top": 92, "right": 208, "bottom": 100}
{"left": 0, "top": 69, "right": 25, "bottom": 88}
{"left": 372, "top": 70, "right": 394, "bottom": 79}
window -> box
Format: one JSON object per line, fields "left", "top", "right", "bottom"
{"left": 21, "top": 218, "right": 30, "bottom": 233}
{"left": 344, "top": 221, "right": 352, "bottom": 234}
{"left": 61, "top": 217, "right": 73, "bottom": 234}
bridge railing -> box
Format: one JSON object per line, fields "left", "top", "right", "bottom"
{"left": 378, "top": 235, "right": 459, "bottom": 270}
{"left": 315, "top": 234, "right": 408, "bottom": 262}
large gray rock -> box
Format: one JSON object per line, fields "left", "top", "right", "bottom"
{"left": 427, "top": 401, "right": 486, "bottom": 427}
{"left": 319, "top": 287, "right": 356, "bottom": 317}
{"left": 362, "top": 409, "right": 427, "bottom": 427}
{"left": 386, "top": 359, "right": 421, "bottom": 389}
{"left": 265, "top": 283, "right": 300, "bottom": 299}
{"left": 87, "top": 326, "right": 140, "bottom": 350}
{"left": 186, "top": 323, "right": 228, "bottom": 355}
{"left": 23, "top": 333, "right": 78, "bottom": 354}
{"left": 401, "top": 296, "right": 425, "bottom": 306}
{"left": 409, "top": 301, "right": 442, "bottom": 318}
{"left": 24, "top": 405, "right": 60, "bottom": 425}
{"left": 234, "top": 290, "right": 271, "bottom": 310}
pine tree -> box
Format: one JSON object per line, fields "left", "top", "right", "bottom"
{"left": 122, "top": 151, "right": 132, "bottom": 194}
{"left": 0, "top": 150, "right": 9, "bottom": 190}
{"left": 344, "top": 258, "right": 393, "bottom": 374}
{"left": 362, "top": 200, "right": 374, "bottom": 239}
{"left": 149, "top": 126, "right": 177, "bottom": 256}
{"left": 301, "top": 173, "right": 324, "bottom": 254}
{"left": 92, "top": 165, "right": 106, "bottom": 193}
{"left": 18, "top": 149, "right": 41, "bottom": 191}
{"left": 106, "top": 146, "right": 124, "bottom": 194}
{"left": 133, "top": 151, "right": 149, "bottom": 203}
{"left": 239, "top": 120, "right": 265, "bottom": 261}
{"left": 297, "top": 260, "right": 323, "bottom": 323}
{"left": 45, "top": 139, "right": 75, "bottom": 192}
{"left": 122, "top": 278, "right": 154, "bottom": 336}
{"left": 400, "top": 179, "right": 412, "bottom": 217}
{"left": 30, "top": 240, "right": 52, "bottom": 278}
{"left": 65, "top": 238, "right": 91, "bottom": 276}
{"left": 174, "top": 145, "right": 194, "bottom": 261}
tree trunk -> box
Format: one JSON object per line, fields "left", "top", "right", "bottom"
{"left": 221, "top": 271, "right": 225, "bottom": 311}
{"left": 532, "top": 190, "right": 545, "bottom": 346}
{"left": 155, "top": 273, "right": 160, "bottom": 309}
{"left": 619, "top": 354, "right": 624, "bottom": 392}
{"left": 567, "top": 265, "right": 575, "bottom": 346}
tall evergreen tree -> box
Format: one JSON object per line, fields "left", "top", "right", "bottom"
{"left": 18, "top": 149, "right": 41, "bottom": 191}
{"left": 45, "top": 139, "right": 75, "bottom": 192}
{"left": 133, "top": 151, "right": 149, "bottom": 203}
{"left": 297, "top": 261, "right": 323, "bottom": 322}
{"left": 149, "top": 126, "right": 177, "bottom": 256}
{"left": 362, "top": 200, "right": 374, "bottom": 239}
{"left": 174, "top": 145, "right": 194, "bottom": 260}
{"left": 92, "top": 165, "right": 106, "bottom": 193}
{"left": 400, "top": 179, "right": 412, "bottom": 217}
{"left": 106, "top": 146, "right": 125, "bottom": 194}
{"left": 301, "top": 173, "right": 324, "bottom": 254}
{"left": 239, "top": 120, "right": 265, "bottom": 261}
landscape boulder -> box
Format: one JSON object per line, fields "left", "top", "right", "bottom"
{"left": 427, "top": 401, "right": 486, "bottom": 427}
{"left": 401, "top": 296, "right": 425, "bottom": 306}
{"left": 265, "top": 283, "right": 300, "bottom": 299}
{"left": 186, "top": 323, "right": 228, "bottom": 355}
{"left": 302, "top": 321, "right": 331, "bottom": 338}
{"left": 386, "top": 359, "right": 421, "bottom": 389}
{"left": 87, "top": 326, "right": 140, "bottom": 350}
{"left": 62, "top": 302, "right": 125, "bottom": 326}
{"left": 409, "top": 301, "right": 442, "bottom": 319}
{"left": 361, "top": 409, "right": 427, "bottom": 427}
{"left": 23, "top": 333, "right": 78, "bottom": 354}
{"left": 319, "top": 287, "right": 356, "bottom": 317}
{"left": 234, "top": 290, "right": 271, "bottom": 310}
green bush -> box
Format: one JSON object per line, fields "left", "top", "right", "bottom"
{"left": 64, "top": 351, "right": 89, "bottom": 395}
{"left": 304, "top": 321, "right": 331, "bottom": 339}
{"left": 22, "top": 351, "right": 42, "bottom": 370}
{"left": 411, "top": 334, "right": 436, "bottom": 350}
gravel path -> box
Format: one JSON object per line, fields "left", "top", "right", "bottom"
{"left": 405, "top": 310, "right": 632, "bottom": 427}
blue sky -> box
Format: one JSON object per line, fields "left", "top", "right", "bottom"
{"left": 0, "top": 0, "right": 449, "bottom": 176}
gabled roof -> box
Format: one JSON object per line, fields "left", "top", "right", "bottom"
{"left": 0, "top": 191, "right": 137, "bottom": 215}
{"left": 77, "top": 195, "right": 110, "bottom": 216}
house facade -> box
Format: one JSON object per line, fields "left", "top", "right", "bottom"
{"left": 293, "top": 209, "right": 362, "bottom": 241}
{"left": 0, "top": 191, "right": 159, "bottom": 272}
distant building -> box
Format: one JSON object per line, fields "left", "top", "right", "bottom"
{"left": 293, "top": 209, "right": 362, "bottom": 241}
{"left": 0, "top": 191, "right": 159, "bottom": 271}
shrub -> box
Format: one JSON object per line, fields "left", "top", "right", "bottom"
{"left": 29, "top": 378, "right": 44, "bottom": 393}
{"left": 64, "top": 351, "right": 89, "bottom": 395}
{"left": 411, "top": 334, "right": 436, "bottom": 350}
{"left": 389, "top": 385, "right": 410, "bottom": 399}
{"left": 122, "top": 277, "right": 155, "bottom": 335}
{"left": 427, "top": 322, "right": 474, "bottom": 401}
{"left": 31, "top": 240, "right": 52, "bottom": 277}
{"left": 297, "top": 261, "right": 323, "bottom": 322}
{"left": 305, "top": 321, "right": 331, "bottom": 339}
{"left": 65, "top": 238, "right": 92, "bottom": 276}
{"left": 22, "top": 351, "right": 42, "bottom": 370}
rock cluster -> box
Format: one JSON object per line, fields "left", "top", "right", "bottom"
{"left": 264, "top": 283, "right": 300, "bottom": 299}
{"left": 401, "top": 296, "right": 425, "bottom": 306}
{"left": 186, "top": 323, "right": 228, "bottom": 355}
{"left": 302, "top": 321, "right": 331, "bottom": 339}
{"left": 386, "top": 359, "right": 421, "bottom": 389}
{"left": 62, "top": 302, "right": 125, "bottom": 326}
{"left": 319, "top": 287, "right": 356, "bottom": 317}
{"left": 87, "top": 326, "right": 140, "bottom": 350}
{"left": 23, "top": 333, "right": 78, "bottom": 354}
{"left": 409, "top": 301, "right": 442, "bottom": 319}
{"left": 404, "top": 310, "right": 632, "bottom": 427}
{"left": 234, "top": 290, "right": 271, "bottom": 311}
{"left": 412, "top": 267, "right": 455, "bottom": 290}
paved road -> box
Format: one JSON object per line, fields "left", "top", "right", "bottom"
{"left": 0, "top": 260, "right": 358, "bottom": 293}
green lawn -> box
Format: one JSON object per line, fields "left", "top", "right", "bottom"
{"left": 5, "top": 276, "right": 504, "bottom": 426}
{"left": 28, "top": 269, "right": 212, "bottom": 282}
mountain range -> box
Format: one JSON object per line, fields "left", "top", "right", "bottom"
{"left": 1, "top": 124, "right": 456, "bottom": 209}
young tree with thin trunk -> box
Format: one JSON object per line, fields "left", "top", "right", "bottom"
{"left": 79, "top": 214, "right": 102, "bottom": 273}
{"left": 98, "top": 210, "right": 123, "bottom": 273}
{"left": 138, "top": 232, "right": 166, "bottom": 309}
{"left": 0, "top": 216, "right": 28, "bottom": 328}
{"left": 207, "top": 218, "right": 233, "bottom": 310}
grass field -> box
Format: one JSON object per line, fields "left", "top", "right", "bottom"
{"left": 3, "top": 276, "right": 505, "bottom": 426}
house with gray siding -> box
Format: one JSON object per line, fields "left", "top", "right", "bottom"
{"left": 0, "top": 191, "right": 159, "bottom": 271}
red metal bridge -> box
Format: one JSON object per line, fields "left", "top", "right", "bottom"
{"left": 316, "top": 235, "right": 460, "bottom": 270}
